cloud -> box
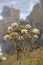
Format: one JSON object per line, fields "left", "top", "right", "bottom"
{"left": 0, "top": 0, "right": 39, "bottom": 19}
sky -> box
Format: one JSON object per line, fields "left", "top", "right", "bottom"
{"left": 0, "top": 0, "right": 40, "bottom": 20}
{"left": 0, "top": 45, "right": 2, "bottom": 55}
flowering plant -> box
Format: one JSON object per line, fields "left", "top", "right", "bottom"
{"left": 3, "top": 23, "right": 40, "bottom": 61}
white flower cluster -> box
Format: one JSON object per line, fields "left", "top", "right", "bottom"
{"left": 25, "top": 24, "right": 31, "bottom": 29}
{"left": 12, "top": 23, "right": 18, "bottom": 27}
{"left": 10, "top": 32, "right": 18, "bottom": 37}
{"left": 3, "top": 23, "right": 40, "bottom": 41}
{"left": 7, "top": 26, "right": 13, "bottom": 33}
{"left": 32, "top": 28, "right": 39, "bottom": 34}
{"left": 21, "top": 29, "right": 28, "bottom": 34}
{"left": 1, "top": 57, "right": 7, "bottom": 61}
{"left": 3, "top": 35, "right": 12, "bottom": 40}
{"left": 7, "top": 23, "right": 18, "bottom": 33}
{"left": 33, "top": 35, "right": 39, "bottom": 39}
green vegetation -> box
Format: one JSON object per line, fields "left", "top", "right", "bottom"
{"left": 0, "top": 47, "right": 43, "bottom": 65}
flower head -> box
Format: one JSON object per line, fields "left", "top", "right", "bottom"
{"left": 32, "top": 28, "right": 40, "bottom": 35}
{"left": 2, "top": 57, "right": 7, "bottom": 61}
{"left": 33, "top": 35, "right": 39, "bottom": 39}
{"left": 10, "top": 32, "right": 18, "bottom": 36}
{"left": 25, "top": 24, "right": 31, "bottom": 29}
{"left": 21, "top": 29, "right": 28, "bottom": 34}
{"left": 7, "top": 26, "right": 12, "bottom": 33}
{"left": 10, "top": 32, "right": 18, "bottom": 40}
{"left": 3, "top": 35, "right": 12, "bottom": 40}
{"left": 23, "top": 34, "right": 31, "bottom": 41}
{"left": 12, "top": 23, "right": 18, "bottom": 27}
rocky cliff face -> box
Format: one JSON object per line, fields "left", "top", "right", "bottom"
{"left": 1, "top": 6, "right": 11, "bottom": 17}
{"left": 27, "top": 2, "right": 43, "bottom": 28}
{"left": 26, "top": 0, "right": 43, "bottom": 41}
{"left": 27, "top": 4, "right": 40, "bottom": 26}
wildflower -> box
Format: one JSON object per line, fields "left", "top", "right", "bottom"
{"left": 10, "top": 32, "right": 18, "bottom": 40}
{"left": 2, "top": 57, "right": 7, "bottom": 61}
{"left": 7, "top": 26, "right": 12, "bottom": 33}
{"left": 10, "top": 32, "right": 18, "bottom": 37}
{"left": 33, "top": 35, "right": 39, "bottom": 39}
{"left": 3, "top": 35, "right": 12, "bottom": 40}
{"left": 32, "top": 28, "right": 40, "bottom": 34}
{"left": 8, "top": 26, "right": 12, "bottom": 31}
{"left": 23, "top": 34, "right": 31, "bottom": 41}
{"left": 21, "top": 29, "right": 28, "bottom": 34}
{"left": 12, "top": 23, "right": 18, "bottom": 27}
{"left": 25, "top": 24, "right": 31, "bottom": 29}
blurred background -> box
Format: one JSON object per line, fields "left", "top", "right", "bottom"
{"left": 0, "top": 0, "right": 43, "bottom": 55}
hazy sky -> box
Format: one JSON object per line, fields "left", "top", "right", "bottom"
{"left": 0, "top": 0, "right": 39, "bottom": 19}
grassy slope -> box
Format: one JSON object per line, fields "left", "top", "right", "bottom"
{"left": 0, "top": 47, "right": 43, "bottom": 65}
